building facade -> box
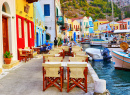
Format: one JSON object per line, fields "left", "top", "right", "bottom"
{"left": 33, "top": 2, "right": 46, "bottom": 47}
{"left": 0, "top": 0, "right": 18, "bottom": 73}
{"left": 94, "top": 19, "right": 109, "bottom": 31}
{"left": 40, "top": 0, "right": 62, "bottom": 42}
{"left": 16, "top": 0, "right": 36, "bottom": 59}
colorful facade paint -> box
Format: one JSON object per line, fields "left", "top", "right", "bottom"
{"left": 72, "top": 20, "right": 81, "bottom": 39}
{"left": 94, "top": 19, "right": 109, "bottom": 30}
{"left": 33, "top": 2, "right": 46, "bottom": 47}
{"left": 0, "top": 0, "right": 18, "bottom": 72}
{"left": 128, "top": 20, "right": 130, "bottom": 29}
{"left": 16, "top": 0, "right": 35, "bottom": 59}
{"left": 40, "top": 0, "right": 62, "bottom": 42}
{"left": 98, "top": 21, "right": 120, "bottom": 32}
{"left": 82, "top": 17, "right": 89, "bottom": 37}
{"left": 89, "top": 17, "right": 94, "bottom": 34}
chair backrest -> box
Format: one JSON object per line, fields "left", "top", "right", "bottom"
{"left": 72, "top": 48, "right": 82, "bottom": 52}
{"left": 69, "top": 57, "right": 85, "bottom": 62}
{"left": 42, "top": 64, "right": 61, "bottom": 77}
{"left": 49, "top": 50, "right": 60, "bottom": 54}
{"left": 75, "top": 55, "right": 88, "bottom": 58}
{"left": 61, "top": 46, "right": 69, "bottom": 51}
{"left": 24, "top": 47, "right": 30, "bottom": 49}
{"left": 67, "top": 64, "right": 87, "bottom": 78}
{"left": 43, "top": 54, "right": 55, "bottom": 62}
{"left": 18, "top": 48, "right": 22, "bottom": 55}
{"left": 74, "top": 51, "right": 86, "bottom": 55}
{"left": 48, "top": 57, "right": 63, "bottom": 62}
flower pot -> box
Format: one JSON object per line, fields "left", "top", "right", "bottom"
{"left": 4, "top": 58, "right": 12, "bottom": 64}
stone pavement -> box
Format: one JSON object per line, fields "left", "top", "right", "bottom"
{"left": 0, "top": 56, "right": 94, "bottom": 95}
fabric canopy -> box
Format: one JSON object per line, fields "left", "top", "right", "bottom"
{"left": 114, "top": 30, "right": 130, "bottom": 33}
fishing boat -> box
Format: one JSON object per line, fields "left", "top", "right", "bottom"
{"left": 85, "top": 48, "right": 103, "bottom": 61}
{"left": 112, "top": 42, "right": 130, "bottom": 70}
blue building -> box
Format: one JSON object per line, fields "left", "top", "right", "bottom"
{"left": 34, "top": 2, "right": 46, "bottom": 47}
{"left": 89, "top": 17, "right": 94, "bottom": 34}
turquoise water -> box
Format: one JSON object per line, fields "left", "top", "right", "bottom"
{"left": 81, "top": 44, "right": 130, "bottom": 95}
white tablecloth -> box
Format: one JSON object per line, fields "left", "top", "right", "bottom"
{"left": 44, "top": 62, "right": 88, "bottom": 66}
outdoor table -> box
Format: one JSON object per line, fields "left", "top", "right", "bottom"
{"left": 43, "top": 62, "right": 88, "bottom": 80}
{"left": 33, "top": 47, "right": 41, "bottom": 54}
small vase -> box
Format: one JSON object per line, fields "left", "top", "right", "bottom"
{"left": 4, "top": 58, "right": 12, "bottom": 64}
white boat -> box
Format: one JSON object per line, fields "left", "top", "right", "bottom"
{"left": 85, "top": 48, "right": 103, "bottom": 61}
{"left": 112, "top": 51, "right": 130, "bottom": 70}
{"left": 90, "top": 33, "right": 113, "bottom": 46}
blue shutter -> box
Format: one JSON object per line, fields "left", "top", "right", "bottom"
{"left": 44, "top": 4, "right": 50, "bottom": 16}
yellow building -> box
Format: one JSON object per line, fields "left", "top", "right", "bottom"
{"left": 67, "top": 19, "right": 73, "bottom": 39}
{"left": 16, "top": 0, "right": 37, "bottom": 60}
{"left": 94, "top": 19, "right": 109, "bottom": 30}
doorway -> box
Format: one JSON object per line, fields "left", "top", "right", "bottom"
{"left": 2, "top": 17, "right": 9, "bottom": 54}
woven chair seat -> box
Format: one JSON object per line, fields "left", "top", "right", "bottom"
{"left": 69, "top": 57, "right": 85, "bottom": 62}
{"left": 48, "top": 57, "right": 63, "bottom": 62}
{"left": 67, "top": 64, "right": 87, "bottom": 78}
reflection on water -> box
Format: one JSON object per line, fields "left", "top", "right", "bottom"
{"left": 81, "top": 44, "right": 130, "bottom": 95}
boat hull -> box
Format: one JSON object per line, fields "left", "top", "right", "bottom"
{"left": 90, "top": 41, "right": 108, "bottom": 46}
{"left": 112, "top": 51, "right": 130, "bottom": 70}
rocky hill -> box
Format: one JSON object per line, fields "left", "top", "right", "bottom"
{"left": 60, "top": 0, "right": 123, "bottom": 21}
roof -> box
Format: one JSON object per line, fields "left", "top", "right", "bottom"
{"left": 123, "top": 18, "right": 130, "bottom": 20}
{"left": 116, "top": 21, "right": 127, "bottom": 23}
{"left": 94, "top": 19, "right": 109, "bottom": 22}
{"left": 71, "top": 17, "right": 84, "bottom": 22}
{"left": 71, "top": 16, "right": 90, "bottom": 22}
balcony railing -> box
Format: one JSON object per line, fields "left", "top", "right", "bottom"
{"left": 76, "top": 28, "right": 80, "bottom": 31}
{"left": 26, "top": 0, "right": 38, "bottom": 3}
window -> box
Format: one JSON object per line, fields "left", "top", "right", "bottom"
{"left": 2, "top": 4, "right": 6, "bottom": 12}
{"left": 117, "top": 26, "right": 118, "bottom": 29}
{"left": 44, "top": 4, "right": 50, "bottom": 16}
{"left": 84, "top": 22, "right": 85, "bottom": 25}
{"left": 29, "top": 23, "right": 32, "bottom": 38}
{"left": 56, "top": 7, "right": 58, "bottom": 16}
{"left": 18, "top": 18, "right": 22, "bottom": 38}
{"left": 74, "top": 25, "right": 75, "bottom": 29}
{"left": 86, "top": 22, "right": 88, "bottom": 27}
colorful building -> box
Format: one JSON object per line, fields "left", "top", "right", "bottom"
{"left": 94, "top": 19, "right": 109, "bottom": 30}
{"left": 72, "top": 20, "right": 81, "bottom": 39}
{"left": 33, "top": 2, "right": 46, "bottom": 47}
{"left": 0, "top": 0, "right": 18, "bottom": 73}
{"left": 67, "top": 19, "right": 73, "bottom": 40}
{"left": 40, "top": 0, "right": 62, "bottom": 42}
{"left": 16, "top": 0, "right": 37, "bottom": 59}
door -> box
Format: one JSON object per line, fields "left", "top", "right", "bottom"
{"left": 2, "top": 17, "right": 9, "bottom": 54}
{"left": 36, "top": 33, "right": 38, "bottom": 46}
{"left": 24, "top": 21, "right": 28, "bottom": 47}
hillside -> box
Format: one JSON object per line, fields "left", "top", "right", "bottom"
{"left": 60, "top": 0, "right": 122, "bottom": 21}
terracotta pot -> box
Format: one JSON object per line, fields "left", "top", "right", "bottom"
{"left": 4, "top": 58, "right": 12, "bottom": 64}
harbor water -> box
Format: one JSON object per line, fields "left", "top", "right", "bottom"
{"left": 81, "top": 44, "right": 130, "bottom": 95}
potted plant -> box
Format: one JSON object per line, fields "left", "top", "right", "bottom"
{"left": 4, "top": 51, "right": 13, "bottom": 64}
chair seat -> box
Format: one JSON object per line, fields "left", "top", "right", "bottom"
{"left": 20, "top": 54, "right": 28, "bottom": 56}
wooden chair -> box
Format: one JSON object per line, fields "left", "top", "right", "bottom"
{"left": 67, "top": 64, "right": 88, "bottom": 93}
{"left": 75, "top": 55, "right": 88, "bottom": 62}
{"left": 43, "top": 54, "right": 55, "bottom": 63}
{"left": 48, "top": 57, "right": 63, "bottom": 62}
{"left": 42, "top": 64, "right": 64, "bottom": 92}
{"left": 24, "top": 47, "right": 30, "bottom": 49}
{"left": 19, "top": 49, "right": 29, "bottom": 62}
{"left": 69, "top": 57, "right": 85, "bottom": 62}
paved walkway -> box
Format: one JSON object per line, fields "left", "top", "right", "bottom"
{"left": 0, "top": 56, "right": 94, "bottom": 95}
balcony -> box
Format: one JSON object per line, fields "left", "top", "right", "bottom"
{"left": 26, "top": 0, "right": 38, "bottom": 3}
{"left": 56, "top": 16, "right": 64, "bottom": 25}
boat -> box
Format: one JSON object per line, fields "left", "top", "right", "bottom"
{"left": 90, "top": 33, "right": 113, "bottom": 46}
{"left": 79, "top": 38, "right": 90, "bottom": 44}
{"left": 85, "top": 48, "right": 103, "bottom": 61}
{"left": 112, "top": 51, "right": 130, "bottom": 70}
{"left": 111, "top": 42, "right": 130, "bottom": 70}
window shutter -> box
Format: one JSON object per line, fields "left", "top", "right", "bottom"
{"left": 44, "top": 4, "right": 50, "bottom": 16}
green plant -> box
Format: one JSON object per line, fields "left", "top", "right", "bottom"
{"left": 58, "top": 37, "right": 63, "bottom": 46}
{"left": 4, "top": 51, "right": 13, "bottom": 58}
